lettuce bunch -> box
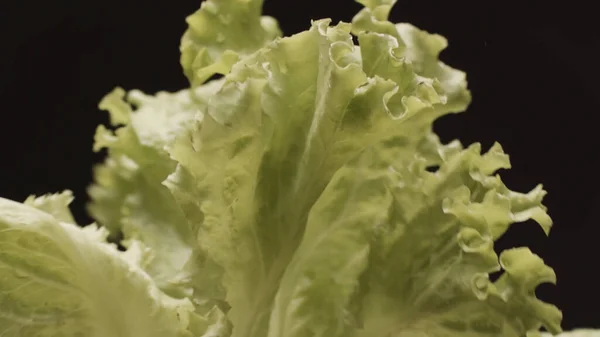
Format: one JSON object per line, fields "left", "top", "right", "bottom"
{"left": 0, "top": 0, "right": 592, "bottom": 336}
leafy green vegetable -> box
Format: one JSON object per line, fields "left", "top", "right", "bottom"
{"left": 88, "top": 82, "right": 224, "bottom": 298}
{"left": 0, "top": 0, "right": 592, "bottom": 336}
{"left": 180, "top": 0, "right": 281, "bottom": 86}
{"left": 0, "top": 196, "right": 195, "bottom": 337}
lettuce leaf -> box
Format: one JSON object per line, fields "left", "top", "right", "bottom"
{"left": 163, "top": 3, "right": 560, "bottom": 337}
{"left": 0, "top": 196, "right": 195, "bottom": 337}
{"left": 1, "top": 0, "right": 585, "bottom": 336}
{"left": 180, "top": 0, "right": 282, "bottom": 86}
{"left": 24, "top": 190, "right": 77, "bottom": 224}
{"left": 271, "top": 144, "right": 560, "bottom": 337}
{"left": 88, "top": 83, "right": 222, "bottom": 298}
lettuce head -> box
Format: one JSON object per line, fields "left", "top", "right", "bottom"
{"left": 0, "top": 0, "right": 592, "bottom": 336}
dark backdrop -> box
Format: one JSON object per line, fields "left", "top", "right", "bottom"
{"left": 1, "top": 0, "right": 598, "bottom": 330}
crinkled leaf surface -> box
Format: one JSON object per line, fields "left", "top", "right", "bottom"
{"left": 164, "top": 1, "right": 561, "bottom": 336}
{"left": 180, "top": 0, "right": 281, "bottom": 86}
{"left": 270, "top": 143, "right": 561, "bottom": 337}
{"left": 0, "top": 197, "right": 195, "bottom": 337}
{"left": 0, "top": 0, "right": 571, "bottom": 336}
{"left": 88, "top": 83, "right": 222, "bottom": 298}
{"left": 24, "top": 190, "right": 76, "bottom": 224}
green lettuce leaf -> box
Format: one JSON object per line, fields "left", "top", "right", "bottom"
{"left": 88, "top": 83, "right": 222, "bottom": 298}
{"left": 352, "top": 0, "right": 471, "bottom": 115}
{"left": 0, "top": 0, "right": 572, "bottom": 336}
{"left": 0, "top": 197, "right": 195, "bottom": 337}
{"left": 24, "top": 190, "right": 76, "bottom": 224}
{"left": 163, "top": 0, "right": 561, "bottom": 334}
{"left": 180, "top": 0, "right": 282, "bottom": 86}
{"left": 271, "top": 143, "right": 561, "bottom": 337}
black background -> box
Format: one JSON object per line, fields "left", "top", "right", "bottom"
{"left": 1, "top": 0, "right": 598, "bottom": 330}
